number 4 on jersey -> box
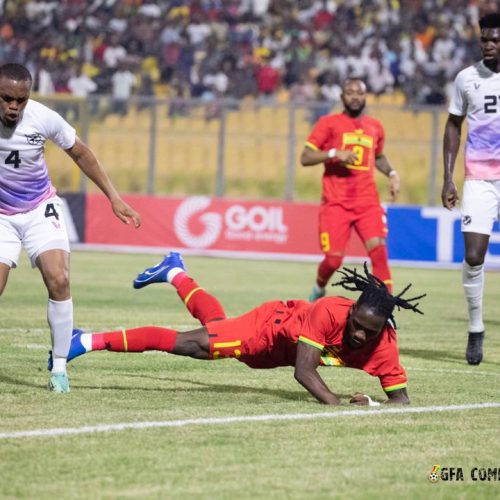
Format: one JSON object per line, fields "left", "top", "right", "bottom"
{"left": 5, "top": 150, "right": 21, "bottom": 168}
{"left": 44, "top": 203, "right": 59, "bottom": 220}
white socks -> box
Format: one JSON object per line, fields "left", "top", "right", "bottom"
{"left": 47, "top": 298, "right": 73, "bottom": 373}
{"left": 167, "top": 267, "right": 185, "bottom": 283}
{"left": 80, "top": 333, "right": 93, "bottom": 351}
{"left": 462, "top": 262, "right": 484, "bottom": 333}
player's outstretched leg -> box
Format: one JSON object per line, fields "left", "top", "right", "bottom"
{"left": 49, "top": 326, "right": 177, "bottom": 364}
{"left": 134, "top": 252, "right": 226, "bottom": 324}
{"left": 133, "top": 252, "right": 186, "bottom": 289}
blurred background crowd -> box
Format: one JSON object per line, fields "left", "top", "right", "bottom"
{"left": 0, "top": 0, "right": 498, "bottom": 111}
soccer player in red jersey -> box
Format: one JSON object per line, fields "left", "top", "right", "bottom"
{"left": 300, "top": 78, "right": 400, "bottom": 301}
{"left": 51, "top": 253, "right": 425, "bottom": 406}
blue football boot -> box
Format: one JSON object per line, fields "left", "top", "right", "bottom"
{"left": 47, "top": 328, "right": 86, "bottom": 371}
{"left": 133, "top": 252, "right": 186, "bottom": 289}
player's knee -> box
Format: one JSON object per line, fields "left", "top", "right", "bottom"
{"left": 174, "top": 328, "right": 209, "bottom": 359}
{"left": 45, "top": 272, "right": 70, "bottom": 299}
{"left": 464, "top": 250, "right": 485, "bottom": 267}
{"left": 366, "top": 238, "right": 386, "bottom": 252}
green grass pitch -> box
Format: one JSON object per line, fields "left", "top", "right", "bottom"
{"left": 1, "top": 251, "right": 499, "bottom": 499}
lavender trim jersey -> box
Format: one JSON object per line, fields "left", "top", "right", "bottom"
{"left": 448, "top": 61, "right": 500, "bottom": 180}
{"left": 0, "top": 99, "right": 76, "bottom": 215}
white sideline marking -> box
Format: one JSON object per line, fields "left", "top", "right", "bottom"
{"left": 407, "top": 367, "right": 500, "bottom": 377}
{"left": 1, "top": 402, "right": 499, "bottom": 440}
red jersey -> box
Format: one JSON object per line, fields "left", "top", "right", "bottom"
{"left": 305, "top": 113, "right": 385, "bottom": 207}
{"left": 206, "top": 297, "right": 407, "bottom": 393}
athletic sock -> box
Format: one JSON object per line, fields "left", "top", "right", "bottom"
{"left": 47, "top": 298, "right": 73, "bottom": 373}
{"left": 368, "top": 245, "right": 392, "bottom": 293}
{"left": 463, "top": 262, "right": 484, "bottom": 333}
{"left": 175, "top": 277, "right": 226, "bottom": 324}
{"left": 89, "top": 326, "right": 178, "bottom": 353}
{"left": 317, "top": 254, "right": 343, "bottom": 288}
{"left": 167, "top": 268, "right": 186, "bottom": 285}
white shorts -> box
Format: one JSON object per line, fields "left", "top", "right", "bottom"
{"left": 0, "top": 196, "right": 70, "bottom": 268}
{"left": 461, "top": 180, "right": 500, "bottom": 235}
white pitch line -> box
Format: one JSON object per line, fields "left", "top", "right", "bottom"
{"left": 407, "top": 367, "right": 500, "bottom": 377}
{"left": 1, "top": 402, "right": 499, "bottom": 440}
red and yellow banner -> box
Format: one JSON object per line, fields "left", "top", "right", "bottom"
{"left": 85, "top": 194, "right": 367, "bottom": 259}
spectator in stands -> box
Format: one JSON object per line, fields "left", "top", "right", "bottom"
{"left": 103, "top": 34, "right": 127, "bottom": 69}
{"left": 0, "top": 0, "right": 496, "bottom": 106}
{"left": 68, "top": 63, "right": 97, "bottom": 99}
{"left": 110, "top": 61, "right": 136, "bottom": 116}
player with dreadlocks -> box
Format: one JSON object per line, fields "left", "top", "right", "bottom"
{"left": 51, "top": 254, "right": 425, "bottom": 405}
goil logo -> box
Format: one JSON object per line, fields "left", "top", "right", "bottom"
{"left": 174, "top": 197, "right": 222, "bottom": 248}
{"left": 225, "top": 205, "right": 287, "bottom": 233}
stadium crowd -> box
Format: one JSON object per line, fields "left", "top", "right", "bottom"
{"left": 0, "top": 0, "right": 497, "bottom": 109}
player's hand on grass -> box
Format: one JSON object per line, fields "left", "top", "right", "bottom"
{"left": 111, "top": 198, "right": 141, "bottom": 228}
{"left": 349, "top": 392, "right": 380, "bottom": 406}
{"left": 441, "top": 180, "right": 459, "bottom": 209}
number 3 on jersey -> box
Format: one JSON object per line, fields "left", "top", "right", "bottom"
{"left": 5, "top": 150, "right": 21, "bottom": 168}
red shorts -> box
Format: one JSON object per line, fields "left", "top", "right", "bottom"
{"left": 318, "top": 203, "right": 387, "bottom": 254}
{"left": 205, "top": 300, "right": 299, "bottom": 368}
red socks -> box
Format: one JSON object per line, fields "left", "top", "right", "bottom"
{"left": 368, "top": 245, "right": 392, "bottom": 292}
{"left": 175, "top": 276, "right": 226, "bottom": 324}
{"left": 316, "top": 254, "right": 343, "bottom": 288}
{"left": 90, "top": 273, "right": 227, "bottom": 353}
{"left": 92, "top": 326, "right": 177, "bottom": 352}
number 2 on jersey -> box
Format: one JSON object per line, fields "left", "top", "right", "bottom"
{"left": 5, "top": 150, "right": 21, "bottom": 168}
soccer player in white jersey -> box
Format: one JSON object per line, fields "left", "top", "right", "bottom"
{"left": 441, "top": 13, "right": 500, "bottom": 365}
{"left": 0, "top": 63, "right": 141, "bottom": 392}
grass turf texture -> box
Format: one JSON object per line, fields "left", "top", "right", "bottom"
{"left": 1, "top": 251, "right": 499, "bottom": 499}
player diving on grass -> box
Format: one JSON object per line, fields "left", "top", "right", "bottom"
{"left": 49, "top": 253, "right": 425, "bottom": 405}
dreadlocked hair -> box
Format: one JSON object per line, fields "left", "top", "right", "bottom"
{"left": 332, "top": 262, "right": 426, "bottom": 327}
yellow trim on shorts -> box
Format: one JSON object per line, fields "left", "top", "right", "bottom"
{"left": 213, "top": 340, "right": 242, "bottom": 349}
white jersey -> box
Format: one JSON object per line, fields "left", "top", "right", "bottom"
{"left": 0, "top": 99, "right": 76, "bottom": 215}
{"left": 448, "top": 61, "right": 500, "bottom": 180}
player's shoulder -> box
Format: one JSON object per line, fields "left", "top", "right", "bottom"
{"left": 25, "top": 99, "right": 59, "bottom": 119}
{"left": 317, "top": 295, "right": 354, "bottom": 310}
{"left": 26, "top": 98, "right": 51, "bottom": 112}
{"left": 453, "top": 61, "right": 487, "bottom": 83}
{"left": 361, "top": 114, "right": 383, "bottom": 128}
{"left": 317, "top": 112, "right": 343, "bottom": 125}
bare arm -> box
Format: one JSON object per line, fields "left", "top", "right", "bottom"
{"left": 441, "top": 113, "right": 465, "bottom": 210}
{"left": 349, "top": 387, "right": 409, "bottom": 406}
{"left": 294, "top": 341, "right": 340, "bottom": 405}
{"left": 375, "top": 154, "right": 399, "bottom": 202}
{"left": 300, "top": 146, "right": 358, "bottom": 167}
{"left": 65, "top": 137, "right": 141, "bottom": 227}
